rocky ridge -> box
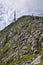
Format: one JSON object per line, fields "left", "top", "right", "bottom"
{"left": 0, "top": 15, "right": 43, "bottom": 65}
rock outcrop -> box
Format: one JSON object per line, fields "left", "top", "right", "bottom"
{"left": 0, "top": 15, "right": 43, "bottom": 65}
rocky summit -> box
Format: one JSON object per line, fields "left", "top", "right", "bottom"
{"left": 0, "top": 15, "right": 43, "bottom": 65}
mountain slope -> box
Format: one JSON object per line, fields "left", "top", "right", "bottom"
{"left": 0, "top": 15, "right": 43, "bottom": 65}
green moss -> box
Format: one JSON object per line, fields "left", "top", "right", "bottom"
{"left": 3, "top": 43, "right": 9, "bottom": 51}
{"left": 38, "top": 61, "right": 43, "bottom": 65}
{"left": 14, "top": 54, "right": 34, "bottom": 64}
{"left": 14, "top": 42, "right": 18, "bottom": 47}
{"left": 23, "top": 54, "right": 33, "bottom": 61}
{"left": 15, "top": 24, "right": 20, "bottom": 30}
{"left": 0, "top": 49, "right": 3, "bottom": 53}
{"left": 39, "top": 49, "right": 43, "bottom": 54}
{"left": 0, "top": 34, "right": 2, "bottom": 39}
{"left": 0, "top": 43, "right": 9, "bottom": 54}
{"left": 24, "top": 20, "right": 31, "bottom": 27}
{"left": 8, "top": 61, "right": 15, "bottom": 65}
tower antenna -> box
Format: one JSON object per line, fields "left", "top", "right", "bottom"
{"left": 14, "top": 11, "right": 16, "bottom": 21}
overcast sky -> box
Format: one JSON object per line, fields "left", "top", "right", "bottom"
{"left": 0, "top": 0, "right": 43, "bottom": 30}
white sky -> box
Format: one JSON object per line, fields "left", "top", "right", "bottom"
{"left": 0, "top": 0, "right": 43, "bottom": 30}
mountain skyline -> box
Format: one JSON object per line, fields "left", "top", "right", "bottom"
{"left": 0, "top": 0, "right": 43, "bottom": 30}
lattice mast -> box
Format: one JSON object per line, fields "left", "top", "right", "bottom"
{"left": 14, "top": 11, "right": 16, "bottom": 21}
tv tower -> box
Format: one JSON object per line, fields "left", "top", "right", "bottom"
{"left": 14, "top": 11, "right": 16, "bottom": 21}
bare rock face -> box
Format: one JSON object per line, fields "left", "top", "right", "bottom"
{"left": 0, "top": 15, "right": 43, "bottom": 65}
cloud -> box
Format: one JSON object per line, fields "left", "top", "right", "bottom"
{"left": 0, "top": 0, "right": 43, "bottom": 30}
